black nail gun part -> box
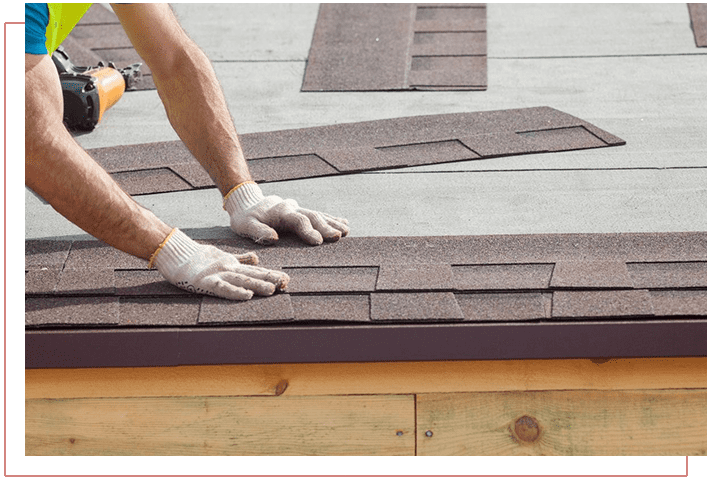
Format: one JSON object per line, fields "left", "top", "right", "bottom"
{"left": 51, "top": 45, "right": 142, "bottom": 131}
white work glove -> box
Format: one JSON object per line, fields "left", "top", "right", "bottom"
{"left": 224, "top": 181, "right": 349, "bottom": 245}
{"left": 150, "top": 228, "right": 289, "bottom": 301}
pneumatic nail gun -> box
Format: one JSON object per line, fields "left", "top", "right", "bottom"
{"left": 51, "top": 45, "right": 142, "bottom": 131}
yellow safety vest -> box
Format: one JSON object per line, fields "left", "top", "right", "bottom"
{"left": 45, "top": 3, "right": 93, "bottom": 54}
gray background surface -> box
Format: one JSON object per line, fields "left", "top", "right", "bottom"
{"left": 25, "top": 3, "right": 707, "bottom": 241}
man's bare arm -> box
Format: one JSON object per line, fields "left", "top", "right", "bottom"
{"left": 111, "top": 3, "right": 250, "bottom": 196}
{"left": 110, "top": 3, "right": 349, "bottom": 245}
{"left": 25, "top": 52, "right": 173, "bottom": 259}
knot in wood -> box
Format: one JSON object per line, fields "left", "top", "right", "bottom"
{"left": 274, "top": 379, "right": 289, "bottom": 396}
{"left": 514, "top": 415, "right": 540, "bottom": 443}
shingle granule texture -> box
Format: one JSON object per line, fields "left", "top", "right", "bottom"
{"left": 86, "top": 107, "right": 625, "bottom": 196}
{"left": 25, "top": 232, "right": 706, "bottom": 367}
{"left": 302, "top": 4, "right": 487, "bottom": 91}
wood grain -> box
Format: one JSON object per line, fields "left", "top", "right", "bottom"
{"left": 26, "top": 395, "right": 414, "bottom": 456}
{"left": 416, "top": 389, "right": 707, "bottom": 456}
{"left": 26, "top": 357, "right": 706, "bottom": 399}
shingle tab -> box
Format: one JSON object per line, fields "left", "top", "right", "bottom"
{"left": 25, "top": 240, "right": 72, "bottom": 270}
{"left": 55, "top": 268, "right": 116, "bottom": 296}
{"left": 370, "top": 292, "right": 464, "bottom": 321}
{"left": 120, "top": 297, "right": 200, "bottom": 326}
{"left": 25, "top": 297, "right": 119, "bottom": 326}
{"left": 291, "top": 295, "right": 371, "bottom": 322}
{"left": 112, "top": 168, "right": 192, "bottom": 196}
{"left": 552, "top": 290, "right": 654, "bottom": 319}
{"left": 283, "top": 267, "right": 378, "bottom": 293}
{"left": 627, "top": 262, "right": 707, "bottom": 289}
{"left": 25, "top": 269, "right": 62, "bottom": 295}
{"left": 649, "top": 290, "right": 707, "bottom": 317}
{"left": 199, "top": 294, "right": 294, "bottom": 324}
{"left": 64, "top": 241, "right": 145, "bottom": 270}
{"left": 115, "top": 270, "right": 189, "bottom": 296}
{"left": 376, "top": 264, "right": 455, "bottom": 291}
{"left": 453, "top": 264, "right": 554, "bottom": 290}
{"left": 550, "top": 261, "right": 633, "bottom": 289}
{"left": 457, "top": 292, "right": 550, "bottom": 321}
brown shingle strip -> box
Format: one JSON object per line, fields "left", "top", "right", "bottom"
{"left": 25, "top": 269, "right": 62, "bottom": 295}
{"left": 112, "top": 168, "right": 193, "bottom": 196}
{"left": 64, "top": 241, "right": 145, "bottom": 270}
{"left": 46, "top": 232, "right": 700, "bottom": 279}
{"left": 411, "top": 32, "right": 486, "bottom": 56}
{"left": 650, "top": 290, "right": 707, "bottom": 317}
{"left": 550, "top": 261, "right": 633, "bottom": 290}
{"left": 414, "top": 5, "right": 486, "bottom": 32}
{"left": 456, "top": 292, "right": 551, "bottom": 322}
{"left": 291, "top": 295, "right": 371, "bottom": 322}
{"left": 199, "top": 294, "right": 295, "bottom": 324}
{"left": 120, "top": 297, "right": 201, "bottom": 326}
{"left": 25, "top": 240, "right": 72, "bottom": 270}
{"left": 688, "top": 3, "right": 707, "bottom": 47}
{"left": 627, "top": 261, "right": 707, "bottom": 289}
{"left": 88, "top": 107, "right": 625, "bottom": 196}
{"left": 283, "top": 267, "right": 379, "bottom": 293}
{"left": 55, "top": 268, "right": 116, "bottom": 296}
{"left": 114, "top": 270, "right": 188, "bottom": 296}
{"left": 25, "top": 297, "right": 119, "bottom": 327}
{"left": 371, "top": 292, "right": 464, "bottom": 321}
{"left": 551, "top": 290, "right": 655, "bottom": 319}
{"left": 303, "top": 3, "right": 414, "bottom": 91}
{"left": 453, "top": 264, "right": 554, "bottom": 290}
{"left": 302, "top": 3, "right": 486, "bottom": 92}
{"left": 376, "top": 264, "right": 455, "bottom": 291}
{"left": 248, "top": 155, "right": 338, "bottom": 183}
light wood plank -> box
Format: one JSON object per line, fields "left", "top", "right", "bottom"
{"left": 416, "top": 389, "right": 707, "bottom": 456}
{"left": 26, "top": 395, "right": 414, "bottom": 456}
{"left": 26, "top": 357, "right": 706, "bottom": 399}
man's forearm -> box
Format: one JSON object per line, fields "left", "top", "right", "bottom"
{"left": 26, "top": 134, "right": 173, "bottom": 260}
{"left": 26, "top": 53, "right": 172, "bottom": 260}
{"left": 152, "top": 42, "right": 252, "bottom": 196}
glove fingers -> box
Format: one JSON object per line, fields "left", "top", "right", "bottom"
{"left": 233, "top": 251, "right": 259, "bottom": 265}
{"left": 321, "top": 212, "right": 349, "bottom": 226}
{"left": 236, "top": 265, "right": 290, "bottom": 291}
{"left": 275, "top": 204, "right": 323, "bottom": 245}
{"left": 217, "top": 271, "right": 278, "bottom": 297}
{"left": 324, "top": 216, "right": 350, "bottom": 238}
{"left": 234, "top": 217, "right": 279, "bottom": 245}
{"left": 206, "top": 277, "right": 255, "bottom": 301}
{"left": 299, "top": 209, "right": 343, "bottom": 242}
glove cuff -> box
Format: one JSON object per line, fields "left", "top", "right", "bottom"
{"left": 223, "top": 181, "right": 265, "bottom": 216}
{"left": 150, "top": 228, "right": 201, "bottom": 272}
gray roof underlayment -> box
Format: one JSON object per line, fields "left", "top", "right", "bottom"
{"left": 25, "top": 3, "right": 707, "bottom": 368}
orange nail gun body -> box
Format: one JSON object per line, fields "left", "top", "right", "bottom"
{"left": 51, "top": 46, "right": 141, "bottom": 131}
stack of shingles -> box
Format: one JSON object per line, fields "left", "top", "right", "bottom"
{"left": 60, "top": 4, "right": 155, "bottom": 90}
{"left": 302, "top": 3, "right": 487, "bottom": 91}
{"left": 25, "top": 233, "right": 707, "bottom": 328}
